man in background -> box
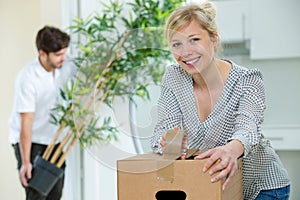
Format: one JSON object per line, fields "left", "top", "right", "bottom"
{"left": 8, "top": 25, "right": 73, "bottom": 200}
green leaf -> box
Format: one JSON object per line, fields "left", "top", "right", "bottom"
{"left": 57, "top": 0, "right": 186, "bottom": 148}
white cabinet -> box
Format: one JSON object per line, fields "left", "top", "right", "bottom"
{"left": 250, "top": 0, "right": 300, "bottom": 59}
{"left": 213, "top": 0, "right": 300, "bottom": 59}
{"left": 263, "top": 125, "right": 300, "bottom": 150}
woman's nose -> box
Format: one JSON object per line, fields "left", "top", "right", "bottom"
{"left": 181, "top": 44, "right": 193, "bottom": 58}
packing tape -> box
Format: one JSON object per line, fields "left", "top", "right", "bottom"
{"left": 156, "top": 130, "right": 185, "bottom": 182}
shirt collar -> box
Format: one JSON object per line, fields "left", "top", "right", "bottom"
{"left": 34, "top": 57, "right": 61, "bottom": 78}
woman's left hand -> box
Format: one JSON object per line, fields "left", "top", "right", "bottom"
{"left": 194, "top": 140, "right": 244, "bottom": 190}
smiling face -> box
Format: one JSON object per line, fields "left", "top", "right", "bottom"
{"left": 170, "top": 20, "right": 218, "bottom": 75}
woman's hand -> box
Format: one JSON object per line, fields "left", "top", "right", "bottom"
{"left": 194, "top": 140, "right": 244, "bottom": 190}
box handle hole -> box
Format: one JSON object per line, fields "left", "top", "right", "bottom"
{"left": 155, "top": 190, "right": 186, "bottom": 200}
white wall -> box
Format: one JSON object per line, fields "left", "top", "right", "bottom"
{"left": 0, "top": 0, "right": 63, "bottom": 199}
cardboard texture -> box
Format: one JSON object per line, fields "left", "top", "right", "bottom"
{"left": 117, "top": 152, "right": 243, "bottom": 200}
{"left": 117, "top": 130, "right": 243, "bottom": 200}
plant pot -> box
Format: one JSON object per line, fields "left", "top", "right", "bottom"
{"left": 28, "top": 155, "right": 64, "bottom": 196}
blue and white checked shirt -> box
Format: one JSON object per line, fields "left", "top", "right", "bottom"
{"left": 150, "top": 61, "right": 290, "bottom": 199}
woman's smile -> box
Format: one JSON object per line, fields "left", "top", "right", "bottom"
{"left": 183, "top": 57, "right": 201, "bottom": 66}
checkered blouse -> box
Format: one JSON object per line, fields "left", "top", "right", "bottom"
{"left": 150, "top": 61, "right": 290, "bottom": 199}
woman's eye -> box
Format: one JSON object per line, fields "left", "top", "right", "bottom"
{"left": 191, "top": 38, "right": 200, "bottom": 43}
{"left": 172, "top": 42, "right": 182, "bottom": 48}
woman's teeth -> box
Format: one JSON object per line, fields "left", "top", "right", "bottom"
{"left": 185, "top": 58, "right": 199, "bottom": 64}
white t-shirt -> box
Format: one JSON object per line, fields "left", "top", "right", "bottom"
{"left": 8, "top": 57, "right": 76, "bottom": 145}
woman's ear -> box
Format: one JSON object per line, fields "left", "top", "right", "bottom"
{"left": 211, "top": 34, "right": 219, "bottom": 47}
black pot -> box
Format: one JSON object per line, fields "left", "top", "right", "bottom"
{"left": 28, "top": 155, "right": 64, "bottom": 196}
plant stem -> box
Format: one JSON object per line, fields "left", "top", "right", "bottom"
{"left": 56, "top": 85, "right": 112, "bottom": 167}
{"left": 48, "top": 30, "right": 130, "bottom": 166}
{"left": 49, "top": 76, "right": 110, "bottom": 164}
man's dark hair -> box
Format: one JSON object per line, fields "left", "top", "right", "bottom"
{"left": 36, "top": 26, "right": 70, "bottom": 54}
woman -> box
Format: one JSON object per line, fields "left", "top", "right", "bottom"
{"left": 150, "top": 2, "right": 290, "bottom": 199}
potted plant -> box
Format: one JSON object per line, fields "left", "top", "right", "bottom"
{"left": 28, "top": 0, "right": 185, "bottom": 196}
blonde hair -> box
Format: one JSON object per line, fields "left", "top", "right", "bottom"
{"left": 164, "top": 1, "right": 221, "bottom": 52}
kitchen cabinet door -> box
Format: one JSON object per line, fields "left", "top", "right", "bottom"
{"left": 250, "top": 0, "right": 300, "bottom": 59}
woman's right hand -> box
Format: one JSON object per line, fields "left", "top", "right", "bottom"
{"left": 159, "top": 132, "right": 167, "bottom": 149}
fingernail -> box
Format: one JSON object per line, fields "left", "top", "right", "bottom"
{"left": 174, "top": 126, "right": 180, "bottom": 130}
{"left": 211, "top": 178, "right": 215, "bottom": 182}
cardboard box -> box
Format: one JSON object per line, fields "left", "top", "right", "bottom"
{"left": 117, "top": 149, "right": 243, "bottom": 200}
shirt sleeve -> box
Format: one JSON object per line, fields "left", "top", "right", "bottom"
{"left": 15, "top": 73, "right": 36, "bottom": 113}
{"left": 229, "top": 69, "right": 266, "bottom": 157}
{"left": 150, "top": 85, "right": 182, "bottom": 154}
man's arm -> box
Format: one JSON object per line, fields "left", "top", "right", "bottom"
{"left": 19, "top": 112, "right": 34, "bottom": 187}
